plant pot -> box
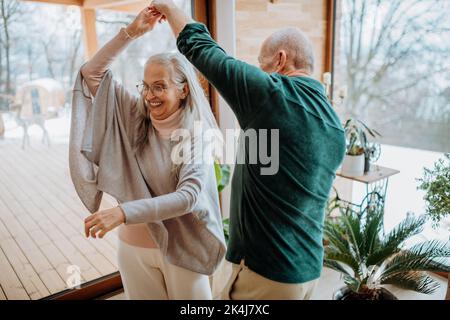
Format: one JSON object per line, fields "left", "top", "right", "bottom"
{"left": 340, "top": 154, "right": 365, "bottom": 177}
{"left": 333, "top": 286, "right": 398, "bottom": 300}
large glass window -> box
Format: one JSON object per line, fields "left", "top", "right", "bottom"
{"left": 0, "top": 0, "right": 192, "bottom": 300}
{"left": 332, "top": 0, "right": 450, "bottom": 236}
{"left": 96, "top": 0, "right": 191, "bottom": 91}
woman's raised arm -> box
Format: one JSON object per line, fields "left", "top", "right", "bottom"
{"left": 80, "top": 7, "right": 164, "bottom": 97}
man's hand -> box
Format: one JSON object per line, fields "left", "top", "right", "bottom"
{"left": 84, "top": 206, "right": 126, "bottom": 239}
{"left": 149, "top": 0, "right": 193, "bottom": 38}
{"left": 150, "top": 0, "right": 177, "bottom": 16}
{"left": 125, "top": 6, "right": 164, "bottom": 39}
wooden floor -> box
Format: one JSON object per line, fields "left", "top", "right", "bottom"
{"left": 1, "top": 137, "right": 448, "bottom": 300}
{"left": 0, "top": 138, "right": 119, "bottom": 300}
{"left": 108, "top": 266, "right": 448, "bottom": 300}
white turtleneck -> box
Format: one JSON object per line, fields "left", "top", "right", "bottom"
{"left": 150, "top": 107, "right": 184, "bottom": 139}
{"left": 117, "top": 109, "right": 184, "bottom": 248}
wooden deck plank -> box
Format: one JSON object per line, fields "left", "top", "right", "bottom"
{"left": 6, "top": 142, "right": 120, "bottom": 264}
{"left": 0, "top": 203, "right": 49, "bottom": 299}
{"left": 0, "top": 286, "right": 7, "bottom": 300}
{"left": 0, "top": 237, "right": 49, "bottom": 299}
{"left": 6, "top": 141, "right": 118, "bottom": 244}
{"left": 69, "top": 234, "right": 116, "bottom": 275}
{"left": 0, "top": 247, "right": 30, "bottom": 300}
{"left": 2, "top": 181, "right": 101, "bottom": 283}
{"left": 0, "top": 181, "right": 67, "bottom": 295}
{"left": 4, "top": 142, "right": 119, "bottom": 250}
{"left": 0, "top": 140, "right": 121, "bottom": 298}
{"left": 9, "top": 139, "right": 119, "bottom": 230}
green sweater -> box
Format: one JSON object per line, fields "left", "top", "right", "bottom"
{"left": 177, "top": 23, "right": 346, "bottom": 283}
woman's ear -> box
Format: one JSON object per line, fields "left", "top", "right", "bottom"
{"left": 180, "top": 83, "right": 189, "bottom": 99}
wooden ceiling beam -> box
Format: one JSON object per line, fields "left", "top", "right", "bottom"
{"left": 99, "top": 2, "right": 147, "bottom": 13}
{"left": 82, "top": 0, "right": 145, "bottom": 9}
{"left": 21, "top": 0, "right": 83, "bottom": 6}
{"left": 80, "top": 8, "right": 98, "bottom": 59}
{"left": 20, "top": 0, "right": 146, "bottom": 10}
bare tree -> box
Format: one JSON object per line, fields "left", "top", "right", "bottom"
{"left": 25, "top": 43, "right": 37, "bottom": 81}
{"left": 0, "top": 29, "right": 3, "bottom": 90}
{"left": 0, "top": 0, "right": 23, "bottom": 95}
{"left": 60, "top": 26, "right": 82, "bottom": 105}
{"left": 66, "top": 28, "right": 82, "bottom": 88}
{"left": 339, "top": 0, "right": 450, "bottom": 119}
{"left": 336, "top": 0, "right": 450, "bottom": 151}
{"left": 41, "top": 34, "right": 57, "bottom": 79}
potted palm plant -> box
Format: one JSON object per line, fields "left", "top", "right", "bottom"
{"left": 324, "top": 207, "right": 450, "bottom": 300}
{"left": 341, "top": 118, "right": 381, "bottom": 177}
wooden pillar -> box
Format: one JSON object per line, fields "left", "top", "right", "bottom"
{"left": 325, "top": 0, "right": 336, "bottom": 102}
{"left": 80, "top": 8, "right": 98, "bottom": 60}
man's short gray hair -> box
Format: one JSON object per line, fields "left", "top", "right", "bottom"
{"left": 265, "top": 27, "right": 315, "bottom": 73}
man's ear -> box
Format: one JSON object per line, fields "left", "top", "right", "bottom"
{"left": 275, "top": 50, "right": 287, "bottom": 73}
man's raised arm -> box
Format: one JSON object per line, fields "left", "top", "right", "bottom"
{"left": 150, "top": 0, "right": 278, "bottom": 126}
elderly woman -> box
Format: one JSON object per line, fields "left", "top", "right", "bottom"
{"left": 70, "top": 7, "right": 225, "bottom": 300}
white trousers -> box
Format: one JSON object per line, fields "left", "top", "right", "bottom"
{"left": 117, "top": 239, "right": 212, "bottom": 300}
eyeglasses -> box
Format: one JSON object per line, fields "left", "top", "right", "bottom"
{"left": 136, "top": 81, "right": 168, "bottom": 97}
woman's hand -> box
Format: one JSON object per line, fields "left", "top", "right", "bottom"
{"left": 125, "top": 6, "right": 164, "bottom": 39}
{"left": 149, "top": 0, "right": 193, "bottom": 38}
{"left": 149, "top": 0, "right": 176, "bottom": 16}
{"left": 84, "top": 206, "right": 126, "bottom": 239}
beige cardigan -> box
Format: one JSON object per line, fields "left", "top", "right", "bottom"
{"left": 69, "top": 31, "right": 226, "bottom": 275}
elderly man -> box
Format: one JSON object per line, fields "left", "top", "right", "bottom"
{"left": 151, "top": 1, "right": 346, "bottom": 300}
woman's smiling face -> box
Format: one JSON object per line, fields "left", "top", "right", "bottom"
{"left": 142, "top": 62, "right": 187, "bottom": 120}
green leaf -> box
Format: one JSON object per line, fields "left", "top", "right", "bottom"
{"left": 408, "top": 240, "right": 450, "bottom": 257}
{"left": 341, "top": 213, "right": 364, "bottom": 273}
{"left": 323, "top": 259, "right": 353, "bottom": 278}
{"left": 214, "top": 161, "right": 231, "bottom": 193}
{"left": 222, "top": 217, "right": 230, "bottom": 243}
{"left": 382, "top": 271, "right": 440, "bottom": 294}
{"left": 362, "top": 210, "right": 384, "bottom": 258}
{"left": 417, "top": 153, "right": 450, "bottom": 228}
{"left": 366, "top": 215, "right": 426, "bottom": 266}
{"left": 381, "top": 249, "right": 450, "bottom": 280}
{"left": 325, "top": 250, "right": 360, "bottom": 275}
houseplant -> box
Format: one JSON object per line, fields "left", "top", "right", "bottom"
{"left": 211, "top": 161, "right": 232, "bottom": 297}
{"left": 416, "top": 153, "right": 450, "bottom": 230}
{"left": 341, "top": 118, "right": 381, "bottom": 177}
{"left": 416, "top": 153, "right": 450, "bottom": 299}
{"left": 324, "top": 207, "right": 450, "bottom": 300}
{"left": 214, "top": 161, "right": 231, "bottom": 242}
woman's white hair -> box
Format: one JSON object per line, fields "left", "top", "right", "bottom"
{"left": 134, "top": 52, "right": 221, "bottom": 174}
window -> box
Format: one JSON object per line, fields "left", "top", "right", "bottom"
{"left": 332, "top": 0, "right": 450, "bottom": 237}
{"left": 96, "top": 0, "right": 192, "bottom": 92}
{"left": 333, "top": 0, "right": 450, "bottom": 152}
{"left": 0, "top": 0, "right": 195, "bottom": 300}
